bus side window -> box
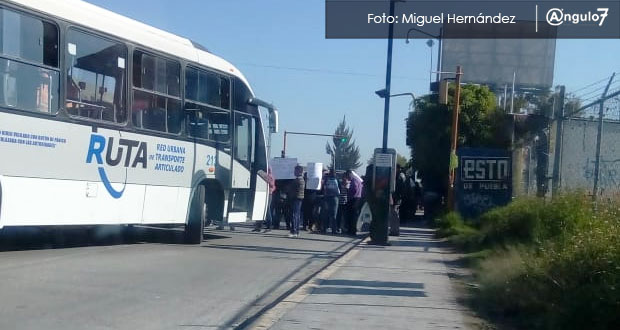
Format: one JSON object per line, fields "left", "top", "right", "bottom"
{"left": 220, "top": 76, "right": 230, "bottom": 110}
{"left": 185, "top": 103, "right": 209, "bottom": 140}
{"left": 185, "top": 66, "right": 231, "bottom": 142}
{"left": 0, "top": 8, "right": 60, "bottom": 114}
{"left": 208, "top": 110, "right": 230, "bottom": 142}
{"left": 233, "top": 78, "right": 251, "bottom": 112}
{"left": 65, "top": 28, "right": 126, "bottom": 123}
{"left": 132, "top": 50, "right": 181, "bottom": 133}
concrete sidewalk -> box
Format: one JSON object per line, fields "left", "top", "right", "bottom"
{"left": 259, "top": 222, "right": 473, "bottom": 330}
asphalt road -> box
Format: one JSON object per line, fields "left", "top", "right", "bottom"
{"left": 0, "top": 225, "right": 359, "bottom": 330}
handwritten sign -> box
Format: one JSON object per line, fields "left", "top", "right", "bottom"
{"left": 270, "top": 157, "right": 298, "bottom": 179}
{"left": 306, "top": 162, "right": 323, "bottom": 190}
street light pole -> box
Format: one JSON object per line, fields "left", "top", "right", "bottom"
{"left": 427, "top": 39, "right": 434, "bottom": 86}
{"left": 382, "top": 0, "right": 396, "bottom": 152}
{"left": 367, "top": 0, "right": 398, "bottom": 246}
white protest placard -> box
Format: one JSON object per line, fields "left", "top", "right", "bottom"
{"left": 270, "top": 158, "right": 298, "bottom": 179}
{"left": 306, "top": 162, "right": 323, "bottom": 190}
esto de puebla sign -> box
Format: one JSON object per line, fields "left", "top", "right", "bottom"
{"left": 457, "top": 148, "right": 512, "bottom": 218}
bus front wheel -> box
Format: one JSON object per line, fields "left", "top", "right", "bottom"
{"left": 185, "top": 185, "right": 206, "bottom": 244}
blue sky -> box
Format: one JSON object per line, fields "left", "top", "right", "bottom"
{"left": 86, "top": 0, "right": 620, "bottom": 168}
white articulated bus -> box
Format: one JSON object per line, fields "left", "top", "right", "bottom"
{"left": 0, "top": 0, "right": 278, "bottom": 243}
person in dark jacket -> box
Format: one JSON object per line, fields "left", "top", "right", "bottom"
{"left": 394, "top": 164, "right": 409, "bottom": 222}
{"left": 288, "top": 165, "right": 305, "bottom": 238}
{"left": 323, "top": 170, "right": 340, "bottom": 234}
{"left": 272, "top": 179, "right": 292, "bottom": 230}
{"left": 337, "top": 178, "right": 349, "bottom": 234}
{"left": 302, "top": 172, "right": 316, "bottom": 231}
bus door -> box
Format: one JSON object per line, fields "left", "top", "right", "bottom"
{"left": 249, "top": 114, "right": 269, "bottom": 221}
{"left": 228, "top": 111, "right": 254, "bottom": 222}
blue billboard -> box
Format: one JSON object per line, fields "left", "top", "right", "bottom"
{"left": 457, "top": 148, "right": 512, "bottom": 219}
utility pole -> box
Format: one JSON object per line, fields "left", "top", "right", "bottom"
{"left": 448, "top": 65, "right": 463, "bottom": 210}
{"left": 281, "top": 130, "right": 287, "bottom": 158}
{"left": 447, "top": 66, "right": 463, "bottom": 210}
{"left": 551, "top": 86, "right": 566, "bottom": 197}
{"left": 592, "top": 73, "right": 616, "bottom": 200}
{"left": 510, "top": 71, "right": 516, "bottom": 114}
{"left": 333, "top": 150, "right": 337, "bottom": 172}
{"left": 435, "top": 27, "right": 442, "bottom": 83}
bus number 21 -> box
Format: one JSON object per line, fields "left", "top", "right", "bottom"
{"left": 206, "top": 155, "right": 215, "bottom": 166}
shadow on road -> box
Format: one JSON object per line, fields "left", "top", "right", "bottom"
{"left": 391, "top": 238, "right": 450, "bottom": 249}
{"left": 203, "top": 243, "right": 341, "bottom": 259}
{"left": 0, "top": 225, "right": 230, "bottom": 252}
{"left": 231, "top": 230, "right": 355, "bottom": 244}
{"left": 320, "top": 279, "right": 425, "bottom": 290}
{"left": 311, "top": 286, "right": 427, "bottom": 297}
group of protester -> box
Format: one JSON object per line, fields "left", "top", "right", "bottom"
{"left": 394, "top": 164, "right": 423, "bottom": 222}
{"left": 255, "top": 165, "right": 364, "bottom": 238}
{"left": 254, "top": 162, "right": 423, "bottom": 239}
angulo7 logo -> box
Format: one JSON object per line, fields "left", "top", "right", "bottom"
{"left": 86, "top": 134, "right": 148, "bottom": 199}
{"left": 546, "top": 8, "right": 609, "bottom": 27}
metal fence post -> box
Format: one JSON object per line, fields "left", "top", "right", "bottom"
{"left": 592, "top": 73, "right": 616, "bottom": 200}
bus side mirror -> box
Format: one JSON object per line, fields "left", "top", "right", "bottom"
{"left": 269, "top": 110, "right": 279, "bottom": 133}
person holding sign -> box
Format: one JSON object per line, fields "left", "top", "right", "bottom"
{"left": 345, "top": 170, "right": 363, "bottom": 236}
{"left": 288, "top": 165, "right": 305, "bottom": 238}
{"left": 254, "top": 167, "right": 276, "bottom": 232}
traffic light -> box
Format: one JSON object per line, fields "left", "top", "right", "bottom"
{"left": 333, "top": 135, "right": 347, "bottom": 147}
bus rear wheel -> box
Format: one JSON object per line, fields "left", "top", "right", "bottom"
{"left": 185, "top": 185, "right": 206, "bottom": 244}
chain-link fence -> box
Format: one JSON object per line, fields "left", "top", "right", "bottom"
{"left": 510, "top": 73, "right": 620, "bottom": 200}
{"left": 551, "top": 73, "right": 620, "bottom": 199}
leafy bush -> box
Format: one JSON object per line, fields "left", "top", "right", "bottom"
{"left": 472, "top": 196, "right": 620, "bottom": 329}
{"left": 478, "top": 198, "right": 542, "bottom": 246}
{"left": 539, "top": 207, "right": 620, "bottom": 329}
{"left": 478, "top": 193, "right": 593, "bottom": 248}
{"left": 434, "top": 212, "right": 483, "bottom": 251}
{"left": 434, "top": 211, "right": 465, "bottom": 237}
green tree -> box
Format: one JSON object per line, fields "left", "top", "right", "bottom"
{"left": 510, "top": 89, "right": 555, "bottom": 117}
{"left": 396, "top": 154, "right": 409, "bottom": 168}
{"left": 325, "top": 116, "right": 362, "bottom": 171}
{"left": 406, "top": 84, "right": 510, "bottom": 194}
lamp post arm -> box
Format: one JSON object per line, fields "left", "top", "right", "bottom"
{"left": 405, "top": 27, "right": 440, "bottom": 42}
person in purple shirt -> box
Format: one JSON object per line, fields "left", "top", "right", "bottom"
{"left": 345, "top": 169, "right": 363, "bottom": 236}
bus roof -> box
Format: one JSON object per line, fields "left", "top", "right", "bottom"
{"left": 7, "top": 0, "right": 254, "bottom": 94}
